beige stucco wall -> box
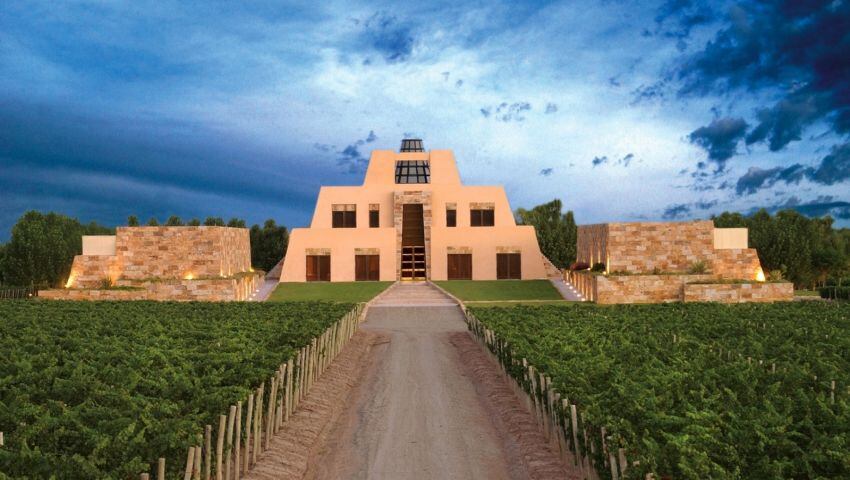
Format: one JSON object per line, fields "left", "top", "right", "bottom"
{"left": 82, "top": 235, "right": 117, "bottom": 255}
{"left": 280, "top": 148, "right": 547, "bottom": 282}
{"left": 713, "top": 228, "right": 748, "bottom": 249}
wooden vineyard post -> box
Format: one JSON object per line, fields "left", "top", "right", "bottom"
{"left": 184, "top": 446, "right": 195, "bottom": 480}
{"left": 276, "top": 366, "right": 285, "bottom": 432}
{"left": 570, "top": 404, "right": 585, "bottom": 477}
{"left": 0, "top": 431, "right": 4, "bottom": 447}
{"left": 254, "top": 384, "right": 264, "bottom": 459}
{"left": 618, "top": 447, "right": 628, "bottom": 478}
{"left": 831, "top": 380, "right": 836, "bottom": 404}
{"left": 225, "top": 405, "right": 236, "bottom": 480}
{"left": 141, "top": 474, "right": 149, "bottom": 480}
{"left": 157, "top": 457, "right": 165, "bottom": 480}
{"left": 244, "top": 394, "right": 254, "bottom": 474}
{"left": 216, "top": 415, "right": 226, "bottom": 480}
{"left": 193, "top": 442, "right": 202, "bottom": 480}
{"left": 265, "top": 375, "right": 277, "bottom": 450}
{"left": 285, "top": 359, "right": 294, "bottom": 421}
{"left": 234, "top": 401, "right": 242, "bottom": 480}
{"left": 204, "top": 425, "right": 212, "bottom": 480}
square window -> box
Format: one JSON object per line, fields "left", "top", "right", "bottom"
{"left": 395, "top": 160, "right": 430, "bottom": 184}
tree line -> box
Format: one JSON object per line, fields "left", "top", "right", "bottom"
{"left": 0, "top": 212, "right": 289, "bottom": 288}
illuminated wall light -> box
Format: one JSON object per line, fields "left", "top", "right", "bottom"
{"left": 755, "top": 268, "right": 766, "bottom": 282}
{"left": 64, "top": 275, "right": 75, "bottom": 288}
{"left": 184, "top": 272, "right": 194, "bottom": 280}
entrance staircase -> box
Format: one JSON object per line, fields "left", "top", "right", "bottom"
{"left": 370, "top": 282, "right": 457, "bottom": 307}
{"left": 542, "top": 255, "right": 585, "bottom": 302}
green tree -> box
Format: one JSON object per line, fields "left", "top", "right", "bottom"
{"left": 127, "top": 215, "right": 140, "bottom": 227}
{"left": 146, "top": 217, "right": 159, "bottom": 226}
{"left": 165, "top": 215, "right": 184, "bottom": 226}
{"left": 0, "top": 211, "right": 112, "bottom": 287}
{"left": 250, "top": 219, "right": 289, "bottom": 272}
{"left": 203, "top": 217, "right": 225, "bottom": 226}
{"left": 515, "top": 199, "right": 577, "bottom": 269}
{"left": 187, "top": 218, "right": 201, "bottom": 226}
{"left": 227, "top": 218, "right": 247, "bottom": 228}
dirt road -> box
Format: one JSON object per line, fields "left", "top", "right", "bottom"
{"left": 305, "top": 283, "right": 574, "bottom": 480}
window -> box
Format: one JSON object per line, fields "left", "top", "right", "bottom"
{"left": 369, "top": 210, "right": 379, "bottom": 228}
{"left": 447, "top": 254, "right": 472, "bottom": 280}
{"left": 395, "top": 160, "right": 430, "bottom": 184}
{"left": 470, "top": 209, "right": 495, "bottom": 227}
{"left": 332, "top": 204, "right": 356, "bottom": 228}
{"left": 306, "top": 255, "right": 330, "bottom": 281}
{"left": 355, "top": 254, "right": 380, "bottom": 281}
{"left": 496, "top": 253, "right": 521, "bottom": 279}
{"left": 446, "top": 208, "right": 456, "bottom": 227}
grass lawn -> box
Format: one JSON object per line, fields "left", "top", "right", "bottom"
{"left": 269, "top": 282, "right": 393, "bottom": 303}
{"left": 795, "top": 289, "right": 821, "bottom": 297}
{"left": 434, "top": 280, "right": 564, "bottom": 302}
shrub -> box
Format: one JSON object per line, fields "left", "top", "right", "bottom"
{"left": 768, "top": 269, "right": 784, "bottom": 281}
{"left": 687, "top": 260, "right": 708, "bottom": 274}
{"left": 591, "top": 262, "right": 606, "bottom": 272}
{"left": 819, "top": 286, "right": 850, "bottom": 300}
{"left": 570, "top": 262, "right": 590, "bottom": 271}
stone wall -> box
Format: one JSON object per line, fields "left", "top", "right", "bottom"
{"left": 595, "top": 273, "right": 713, "bottom": 304}
{"left": 684, "top": 282, "right": 794, "bottom": 303}
{"left": 710, "top": 248, "right": 762, "bottom": 280}
{"left": 115, "top": 226, "right": 250, "bottom": 280}
{"left": 606, "top": 221, "right": 715, "bottom": 273}
{"left": 67, "top": 255, "right": 120, "bottom": 288}
{"left": 42, "top": 273, "right": 261, "bottom": 302}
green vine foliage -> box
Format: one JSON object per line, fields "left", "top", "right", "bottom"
{"left": 0, "top": 300, "right": 353, "bottom": 479}
{"left": 469, "top": 302, "right": 850, "bottom": 479}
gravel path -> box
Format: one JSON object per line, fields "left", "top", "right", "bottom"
{"left": 246, "top": 283, "right": 577, "bottom": 480}
{"left": 307, "top": 285, "right": 576, "bottom": 480}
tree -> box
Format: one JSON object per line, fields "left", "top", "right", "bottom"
{"left": 187, "top": 218, "right": 201, "bottom": 226}
{"left": 515, "top": 199, "right": 577, "bottom": 269}
{"left": 165, "top": 215, "right": 184, "bottom": 226}
{"left": 146, "top": 217, "right": 159, "bottom": 226}
{"left": 250, "top": 219, "right": 289, "bottom": 271}
{"left": 227, "top": 218, "right": 247, "bottom": 228}
{"left": 203, "top": 217, "right": 225, "bottom": 226}
{"left": 127, "top": 215, "right": 140, "bottom": 227}
{"left": 0, "top": 211, "right": 112, "bottom": 287}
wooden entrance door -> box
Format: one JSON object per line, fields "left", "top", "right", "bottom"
{"left": 401, "top": 204, "right": 426, "bottom": 279}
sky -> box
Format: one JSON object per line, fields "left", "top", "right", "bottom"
{"left": 1, "top": 0, "right": 849, "bottom": 239}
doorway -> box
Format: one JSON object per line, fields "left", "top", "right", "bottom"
{"left": 401, "top": 204, "right": 426, "bottom": 280}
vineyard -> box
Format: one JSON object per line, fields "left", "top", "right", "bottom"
{"left": 0, "top": 300, "right": 354, "bottom": 479}
{"left": 468, "top": 302, "right": 850, "bottom": 479}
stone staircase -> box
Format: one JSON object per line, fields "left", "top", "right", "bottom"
{"left": 542, "top": 254, "right": 585, "bottom": 302}
{"left": 370, "top": 281, "right": 458, "bottom": 307}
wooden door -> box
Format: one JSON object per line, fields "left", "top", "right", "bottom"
{"left": 496, "top": 253, "right": 521, "bottom": 279}
{"left": 355, "top": 255, "right": 380, "bottom": 281}
{"left": 306, "top": 255, "right": 331, "bottom": 281}
{"left": 447, "top": 254, "right": 472, "bottom": 280}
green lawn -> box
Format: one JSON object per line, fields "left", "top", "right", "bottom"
{"left": 795, "top": 289, "right": 821, "bottom": 297}
{"left": 434, "top": 280, "right": 563, "bottom": 302}
{"left": 269, "top": 282, "right": 393, "bottom": 303}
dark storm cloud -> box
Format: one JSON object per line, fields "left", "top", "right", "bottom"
{"left": 591, "top": 156, "right": 608, "bottom": 167}
{"left": 539, "top": 168, "right": 554, "bottom": 176}
{"left": 0, "top": 99, "right": 324, "bottom": 237}
{"left": 674, "top": 1, "right": 850, "bottom": 153}
{"left": 688, "top": 117, "right": 748, "bottom": 170}
{"left": 653, "top": 0, "right": 717, "bottom": 41}
{"left": 361, "top": 12, "right": 415, "bottom": 63}
{"left": 762, "top": 197, "right": 850, "bottom": 219}
{"left": 336, "top": 130, "right": 378, "bottom": 173}
{"left": 735, "top": 142, "right": 850, "bottom": 194}
{"left": 662, "top": 203, "right": 690, "bottom": 219}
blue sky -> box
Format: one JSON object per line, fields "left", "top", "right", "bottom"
{"left": 1, "top": 0, "right": 849, "bottom": 238}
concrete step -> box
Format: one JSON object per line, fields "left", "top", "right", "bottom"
{"left": 371, "top": 282, "right": 457, "bottom": 307}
